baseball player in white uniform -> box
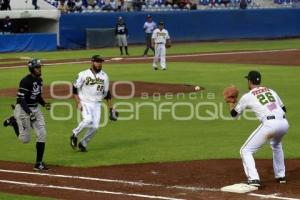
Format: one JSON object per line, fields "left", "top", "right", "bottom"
{"left": 228, "top": 71, "right": 289, "bottom": 187}
{"left": 151, "top": 21, "right": 171, "bottom": 70}
{"left": 70, "top": 55, "right": 117, "bottom": 152}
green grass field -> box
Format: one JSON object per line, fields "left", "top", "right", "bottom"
{"left": 0, "top": 39, "right": 300, "bottom": 169}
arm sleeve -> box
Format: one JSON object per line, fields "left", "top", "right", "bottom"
{"left": 104, "top": 90, "right": 112, "bottom": 100}
{"left": 234, "top": 94, "right": 248, "bottom": 115}
{"left": 272, "top": 90, "right": 286, "bottom": 113}
{"left": 103, "top": 75, "right": 110, "bottom": 97}
{"left": 73, "top": 72, "right": 84, "bottom": 89}
{"left": 16, "top": 79, "right": 31, "bottom": 114}
{"left": 37, "top": 94, "right": 46, "bottom": 106}
{"left": 166, "top": 30, "right": 170, "bottom": 40}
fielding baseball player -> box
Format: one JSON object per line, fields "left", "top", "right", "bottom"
{"left": 151, "top": 21, "right": 171, "bottom": 70}
{"left": 226, "top": 71, "right": 289, "bottom": 187}
{"left": 143, "top": 14, "right": 156, "bottom": 57}
{"left": 70, "top": 55, "right": 118, "bottom": 152}
{"left": 115, "top": 16, "right": 129, "bottom": 56}
{"left": 3, "top": 59, "right": 51, "bottom": 171}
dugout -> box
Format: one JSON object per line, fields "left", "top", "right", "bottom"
{"left": 0, "top": 0, "right": 60, "bottom": 52}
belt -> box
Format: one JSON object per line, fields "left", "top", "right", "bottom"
{"left": 155, "top": 42, "right": 163, "bottom": 44}
{"left": 266, "top": 115, "right": 286, "bottom": 120}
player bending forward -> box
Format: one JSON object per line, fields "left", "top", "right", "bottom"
{"left": 225, "top": 71, "right": 289, "bottom": 187}
{"left": 70, "top": 55, "right": 118, "bottom": 152}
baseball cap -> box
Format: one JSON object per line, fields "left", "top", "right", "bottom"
{"left": 91, "top": 55, "right": 104, "bottom": 62}
{"left": 147, "top": 14, "right": 152, "bottom": 18}
{"left": 159, "top": 21, "right": 164, "bottom": 25}
{"left": 245, "top": 70, "right": 261, "bottom": 85}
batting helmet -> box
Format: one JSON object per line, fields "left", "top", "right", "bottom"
{"left": 28, "top": 59, "right": 42, "bottom": 73}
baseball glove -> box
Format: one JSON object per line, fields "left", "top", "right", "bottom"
{"left": 109, "top": 108, "right": 119, "bottom": 121}
{"left": 165, "top": 43, "right": 171, "bottom": 48}
{"left": 223, "top": 85, "right": 239, "bottom": 103}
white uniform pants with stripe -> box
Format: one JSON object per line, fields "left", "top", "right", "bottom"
{"left": 240, "top": 118, "right": 289, "bottom": 181}
{"left": 153, "top": 43, "right": 167, "bottom": 69}
{"left": 72, "top": 101, "right": 101, "bottom": 147}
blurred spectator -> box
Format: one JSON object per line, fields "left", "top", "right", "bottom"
{"left": 115, "top": 16, "right": 129, "bottom": 55}
{"left": 96, "top": 0, "right": 106, "bottom": 9}
{"left": 240, "top": 0, "right": 247, "bottom": 9}
{"left": 102, "top": 0, "right": 116, "bottom": 10}
{"left": 153, "top": 0, "right": 165, "bottom": 6}
{"left": 67, "top": 0, "right": 76, "bottom": 11}
{"left": 74, "top": 0, "right": 83, "bottom": 11}
{"left": 132, "top": 0, "right": 144, "bottom": 11}
{"left": 58, "top": 0, "right": 68, "bottom": 12}
{"left": 32, "top": 0, "right": 40, "bottom": 9}
{"left": 117, "top": 0, "right": 127, "bottom": 11}
{"left": 1, "top": 16, "right": 14, "bottom": 34}
{"left": 18, "top": 23, "right": 29, "bottom": 33}
{"left": 87, "top": 0, "right": 96, "bottom": 8}
{"left": 1, "top": 0, "right": 11, "bottom": 10}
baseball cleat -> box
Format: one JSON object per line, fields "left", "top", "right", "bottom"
{"left": 78, "top": 142, "right": 87, "bottom": 152}
{"left": 247, "top": 179, "right": 261, "bottom": 187}
{"left": 3, "top": 116, "right": 16, "bottom": 127}
{"left": 34, "top": 162, "right": 50, "bottom": 171}
{"left": 276, "top": 177, "right": 287, "bottom": 184}
{"left": 70, "top": 134, "right": 78, "bottom": 149}
{"left": 153, "top": 67, "right": 158, "bottom": 70}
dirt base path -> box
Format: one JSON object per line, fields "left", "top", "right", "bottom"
{"left": 1, "top": 159, "right": 300, "bottom": 200}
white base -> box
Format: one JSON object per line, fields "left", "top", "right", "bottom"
{"left": 221, "top": 183, "right": 258, "bottom": 193}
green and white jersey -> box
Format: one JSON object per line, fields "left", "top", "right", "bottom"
{"left": 73, "top": 69, "right": 109, "bottom": 103}
{"left": 235, "top": 86, "right": 285, "bottom": 121}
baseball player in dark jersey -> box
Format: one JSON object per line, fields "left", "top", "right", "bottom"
{"left": 3, "top": 59, "right": 51, "bottom": 171}
{"left": 115, "top": 16, "right": 129, "bottom": 56}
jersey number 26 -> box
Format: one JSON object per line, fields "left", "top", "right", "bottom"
{"left": 257, "top": 92, "right": 275, "bottom": 105}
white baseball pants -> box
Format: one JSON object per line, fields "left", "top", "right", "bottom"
{"left": 240, "top": 117, "right": 289, "bottom": 181}
{"left": 153, "top": 43, "right": 166, "bottom": 69}
{"left": 72, "top": 101, "right": 101, "bottom": 147}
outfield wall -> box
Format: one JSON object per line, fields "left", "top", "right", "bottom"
{"left": 60, "top": 9, "right": 300, "bottom": 49}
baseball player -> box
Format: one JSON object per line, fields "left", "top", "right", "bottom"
{"left": 151, "top": 21, "right": 171, "bottom": 70}
{"left": 115, "top": 16, "right": 129, "bottom": 56}
{"left": 227, "top": 70, "right": 289, "bottom": 187}
{"left": 70, "top": 55, "right": 118, "bottom": 152}
{"left": 3, "top": 59, "right": 51, "bottom": 171}
{"left": 143, "top": 14, "right": 156, "bottom": 57}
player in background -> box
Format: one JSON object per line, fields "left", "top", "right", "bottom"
{"left": 115, "top": 16, "right": 129, "bottom": 56}
{"left": 3, "top": 59, "right": 51, "bottom": 171}
{"left": 143, "top": 14, "right": 156, "bottom": 57}
{"left": 151, "top": 21, "right": 171, "bottom": 70}
{"left": 227, "top": 71, "right": 289, "bottom": 187}
{"left": 70, "top": 55, "right": 118, "bottom": 152}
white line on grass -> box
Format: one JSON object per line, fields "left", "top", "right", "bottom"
{"left": 249, "top": 193, "right": 300, "bottom": 200}
{"left": 0, "top": 179, "right": 185, "bottom": 200}
{"left": 0, "top": 169, "right": 219, "bottom": 192}
{"left": 1, "top": 48, "right": 299, "bottom": 70}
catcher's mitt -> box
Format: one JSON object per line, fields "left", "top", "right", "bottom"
{"left": 165, "top": 43, "right": 171, "bottom": 48}
{"left": 109, "top": 108, "right": 119, "bottom": 121}
{"left": 223, "top": 85, "right": 239, "bottom": 103}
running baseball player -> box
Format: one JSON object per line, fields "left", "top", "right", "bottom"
{"left": 3, "top": 59, "right": 51, "bottom": 171}
{"left": 151, "top": 21, "right": 171, "bottom": 70}
{"left": 225, "top": 70, "right": 289, "bottom": 187}
{"left": 115, "top": 16, "right": 129, "bottom": 56}
{"left": 70, "top": 55, "right": 118, "bottom": 152}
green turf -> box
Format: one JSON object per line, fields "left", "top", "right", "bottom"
{"left": 0, "top": 60, "right": 299, "bottom": 167}
{"left": 0, "top": 38, "right": 300, "bottom": 60}
{"left": 0, "top": 192, "right": 55, "bottom": 200}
